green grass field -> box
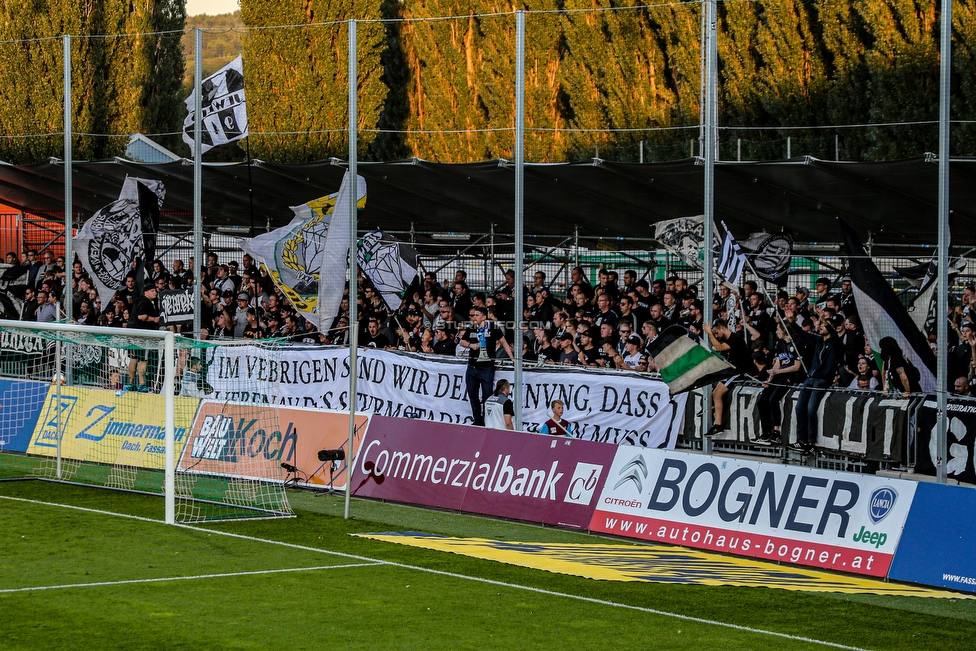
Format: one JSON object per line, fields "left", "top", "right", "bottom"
{"left": 1, "top": 480, "right": 974, "bottom": 651}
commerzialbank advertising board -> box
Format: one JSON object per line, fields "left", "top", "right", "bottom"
{"left": 589, "top": 447, "right": 917, "bottom": 577}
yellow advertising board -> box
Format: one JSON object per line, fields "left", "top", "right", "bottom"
{"left": 28, "top": 386, "right": 201, "bottom": 470}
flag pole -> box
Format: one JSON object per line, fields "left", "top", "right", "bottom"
{"left": 513, "top": 10, "right": 525, "bottom": 430}
{"left": 936, "top": 0, "right": 952, "bottom": 484}
{"left": 62, "top": 35, "right": 73, "bottom": 330}
{"left": 701, "top": 0, "right": 717, "bottom": 454}
{"left": 192, "top": 28, "right": 203, "bottom": 340}
{"left": 345, "top": 18, "right": 359, "bottom": 520}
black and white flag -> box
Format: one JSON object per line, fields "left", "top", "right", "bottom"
{"left": 0, "top": 263, "right": 29, "bottom": 320}
{"left": 840, "top": 218, "right": 937, "bottom": 392}
{"left": 715, "top": 221, "right": 746, "bottom": 286}
{"left": 737, "top": 231, "right": 793, "bottom": 282}
{"left": 653, "top": 215, "right": 721, "bottom": 270}
{"left": 75, "top": 178, "right": 164, "bottom": 308}
{"left": 182, "top": 55, "right": 247, "bottom": 153}
{"left": 357, "top": 230, "right": 420, "bottom": 311}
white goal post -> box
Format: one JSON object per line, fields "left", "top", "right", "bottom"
{"left": 0, "top": 318, "right": 292, "bottom": 523}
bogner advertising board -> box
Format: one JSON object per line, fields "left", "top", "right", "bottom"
{"left": 179, "top": 401, "right": 370, "bottom": 488}
{"left": 589, "top": 447, "right": 917, "bottom": 577}
{"left": 350, "top": 416, "right": 616, "bottom": 529}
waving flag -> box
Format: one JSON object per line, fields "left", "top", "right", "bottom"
{"left": 182, "top": 56, "right": 247, "bottom": 153}
{"left": 0, "top": 263, "right": 29, "bottom": 319}
{"left": 357, "top": 230, "right": 419, "bottom": 311}
{"left": 75, "top": 177, "right": 164, "bottom": 307}
{"left": 241, "top": 172, "right": 366, "bottom": 330}
{"left": 648, "top": 326, "right": 736, "bottom": 394}
{"left": 715, "top": 222, "right": 746, "bottom": 286}
{"left": 840, "top": 218, "right": 937, "bottom": 392}
{"left": 653, "top": 215, "right": 720, "bottom": 270}
{"left": 738, "top": 231, "right": 793, "bottom": 282}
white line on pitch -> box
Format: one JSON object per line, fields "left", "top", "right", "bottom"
{"left": 0, "top": 563, "right": 383, "bottom": 594}
{"left": 0, "top": 495, "right": 871, "bottom": 651}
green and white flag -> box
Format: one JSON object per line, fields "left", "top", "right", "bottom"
{"left": 647, "top": 326, "right": 736, "bottom": 394}
{"left": 241, "top": 172, "right": 366, "bottom": 330}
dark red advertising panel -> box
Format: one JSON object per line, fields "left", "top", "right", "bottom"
{"left": 350, "top": 417, "right": 616, "bottom": 528}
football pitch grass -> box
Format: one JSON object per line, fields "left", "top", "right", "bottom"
{"left": 1, "top": 481, "right": 974, "bottom": 651}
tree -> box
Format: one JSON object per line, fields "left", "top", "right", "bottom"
{"left": 560, "top": 0, "right": 676, "bottom": 161}
{"left": 857, "top": 0, "right": 940, "bottom": 158}
{"left": 240, "top": 0, "right": 387, "bottom": 163}
{"left": 0, "top": 1, "right": 185, "bottom": 164}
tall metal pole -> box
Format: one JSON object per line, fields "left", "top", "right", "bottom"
{"left": 702, "top": 0, "right": 718, "bottom": 454}
{"left": 345, "top": 19, "right": 359, "bottom": 519}
{"left": 936, "top": 0, "right": 952, "bottom": 484}
{"left": 63, "top": 35, "right": 73, "bottom": 326}
{"left": 164, "top": 331, "right": 176, "bottom": 524}
{"left": 513, "top": 10, "right": 526, "bottom": 431}
{"left": 192, "top": 29, "right": 203, "bottom": 339}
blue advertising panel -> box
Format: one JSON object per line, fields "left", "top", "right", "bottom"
{"left": 0, "top": 379, "right": 49, "bottom": 453}
{"left": 887, "top": 482, "right": 976, "bottom": 593}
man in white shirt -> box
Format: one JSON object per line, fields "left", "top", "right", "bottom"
{"left": 484, "top": 378, "right": 515, "bottom": 430}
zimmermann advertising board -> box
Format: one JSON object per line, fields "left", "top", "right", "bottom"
{"left": 349, "top": 416, "right": 616, "bottom": 528}
{"left": 589, "top": 447, "right": 917, "bottom": 577}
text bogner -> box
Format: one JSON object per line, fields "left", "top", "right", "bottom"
{"left": 361, "top": 439, "right": 566, "bottom": 500}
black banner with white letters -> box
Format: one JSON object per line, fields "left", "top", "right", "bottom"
{"left": 916, "top": 399, "right": 976, "bottom": 484}
{"left": 159, "top": 288, "right": 194, "bottom": 324}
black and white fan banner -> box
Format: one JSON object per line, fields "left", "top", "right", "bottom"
{"left": 182, "top": 55, "right": 248, "bottom": 153}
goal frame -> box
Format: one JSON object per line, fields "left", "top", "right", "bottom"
{"left": 0, "top": 319, "right": 179, "bottom": 524}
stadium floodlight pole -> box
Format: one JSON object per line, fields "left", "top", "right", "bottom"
{"left": 345, "top": 18, "right": 359, "bottom": 520}
{"left": 63, "top": 35, "right": 73, "bottom": 329}
{"left": 163, "top": 331, "right": 176, "bottom": 524}
{"left": 936, "top": 0, "right": 952, "bottom": 484}
{"left": 513, "top": 10, "right": 525, "bottom": 430}
{"left": 701, "top": 0, "right": 717, "bottom": 455}
{"left": 192, "top": 28, "right": 203, "bottom": 340}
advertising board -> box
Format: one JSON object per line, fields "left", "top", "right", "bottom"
{"left": 0, "top": 379, "right": 48, "bottom": 453}
{"left": 27, "top": 386, "right": 200, "bottom": 469}
{"left": 589, "top": 447, "right": 917, "bottom": 577}
{"left": 887, "top": 483, "right": 976, "bottom": 593}
{"left": 179, "top": 401, "right": 370, "bottom": 487}
{"left": 350, "top": 416, "right": 616, "bottom": 528}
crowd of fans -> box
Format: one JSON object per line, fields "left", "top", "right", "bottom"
{"left": 6, "top": 247, "right": 976, "bottom": 406}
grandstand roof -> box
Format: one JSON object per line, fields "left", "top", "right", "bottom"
{"left": 0, "top": 155, "right": 972, "bottom": 250}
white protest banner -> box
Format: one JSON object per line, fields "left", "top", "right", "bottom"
{"left": 204, "top": 346, "right": 686, "bottom": 449}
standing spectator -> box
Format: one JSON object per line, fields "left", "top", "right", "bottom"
{"left": 790, "top": 314, "right": 844, "bottom": 455}
{"left": 540, "top": 400, "right": 574, "bottom": 436}
{"left": 25, "top": 250, "right": 42, "bottom": 288}
{"left": 21, "top": 287, "right": 38, "bottom": 321}
{"left": 126, "top": 284, "right": 161, "bottom": 392}
{"left": 879, "top": 337, "right": 921, "bottom": 397}
{"left": 35, "top": 289, "right": 58, "bottom": 322}
{"left": 952, "top": 377, "right": 971, "bottom": 397}
{"left": 484, "top": 379, "right": 515, "bottom": 430}
{"left": 556, "top": 333, "right": 579, "bottom": 365}
{"left": 756, "top": 322, "right": 804, "bottom": 444}
{"left": 460, "top": 306, "right": 514, "bottom": 426}
{"left": 703, "top": 318, "right": 756, "bottom": 436}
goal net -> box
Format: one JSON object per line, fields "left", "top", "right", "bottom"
{"left": 0, "top": 319, "right": 293, "bottom": 523}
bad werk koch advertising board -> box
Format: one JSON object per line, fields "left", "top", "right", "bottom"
{"left": 180, "top": 401, "right": 370, "bottom": 488}
{"left": 350, "top": 416, "right": 617, "bottom": 528}
{"left": 27, "top": 386, "right": 200, "bottom": 469}
{"left": 204, "top": 345, "right": 687, "bottom": 449}
{"left": 589, "top": 447, "right": 917, "bottom": 577}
